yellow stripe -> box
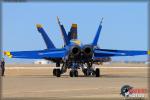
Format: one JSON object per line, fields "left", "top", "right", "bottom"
{"left": 72, "top": 24, "right": 77, "bottom": 28}
{"left": 36, "top": 24, "right": 42, "bottom": 28}
{"left": 8, "top": 55, "right": 12, "bottom": 58}
{"left": 4, "top": 51, "right": 10, "bottom": 56}
{"left": 4, "top": 51, "right": 12, "bottom": 58}
{"left": 148, "top": 50, "right": 150, "bottom": 55}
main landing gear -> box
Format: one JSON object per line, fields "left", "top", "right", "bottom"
{"left": 83, "top": 68, "right": 100, "bottom": 77}
{"left": 53, "top": 62, "right": 61, "bottom": 77}
{"left": 82, "top": 62, "right": 100, "bottom": 77}
{"left": 53, "top": 69, "right": 61, "bottom": 77}
{"left": 95, "top": 68, "right": 100, "bottom": 77}
{"left": 53, "top": 62, "right": 100, "bottom": 77}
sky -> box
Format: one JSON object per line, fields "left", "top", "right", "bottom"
{"left": 2, "top": 2, "right": 148, "bottom": 63}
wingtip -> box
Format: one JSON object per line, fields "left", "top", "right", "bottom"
{"left": 148, "top": 50, "right": 150, "bottom": 55}
{"left": 4, "top": 51, "right": 12, "bottom": 58}
{"left": 36, "top": 24, "right": 42, "bottom": 28}
{"left": 4, "top": 51, "right": 10, "bottom": 55}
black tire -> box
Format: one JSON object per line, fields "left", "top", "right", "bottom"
{"left": 83, "top": 69, "right": 88, "bottom": 76}
{"left": 53, "top": 69, "right": 56, "bottom": 76}
{"left": 95, "top": 68, "right": 100, "bottom": 77}
{"left": 74, "top": 70, "right": 78, "bottom": 77}
{"left": 55, "top": 69, "right": 61, "bottom": 77}
{"left": 70, "top": 70, "right": 78, "bottom": 77}
{"left": 70, "top": 70, "right": 74, "bottom": 77}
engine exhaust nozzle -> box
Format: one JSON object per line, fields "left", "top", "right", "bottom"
{"left": 83, "top": 45, "right": 93, "bottom": 56}
{"left": 70, "top": 46, "right": 81, "bottom": 56}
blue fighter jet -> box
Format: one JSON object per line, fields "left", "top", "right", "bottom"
{"left": 4, "top": 17, "right": 149, "bottom": 77}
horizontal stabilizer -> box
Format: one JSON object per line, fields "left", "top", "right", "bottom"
{"left": 36, "top": 24, "right": 55, "bottom": 49}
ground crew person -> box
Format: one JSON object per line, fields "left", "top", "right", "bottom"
{"left": 1, "top": 58, "right": 5, "bottom": 76}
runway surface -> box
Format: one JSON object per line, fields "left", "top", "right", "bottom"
{"left": 1, "top": 63, "right": 149, "bottom": 100}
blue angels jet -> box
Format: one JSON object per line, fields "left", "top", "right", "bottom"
{"left": 4, "top": 17, "right": 150, "bottom": 77}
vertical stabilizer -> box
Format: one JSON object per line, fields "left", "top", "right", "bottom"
{"left": 57, "top": 17, "right": 70, "bottom": 45}
{"left": 92, "top": 18, "right": 103, "bottom": 46}
{"left": 36, "top": 24, "right": 55, "bottom": 49}
{"left": 68, "top": 24, "right": 77, "bottom": 41}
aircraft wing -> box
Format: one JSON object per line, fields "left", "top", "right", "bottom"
{"left": 4, "top": 49, "right": 67, "bottom": 59}
{"left": 94, "top": 49, "right": 149, "bottom": 58}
